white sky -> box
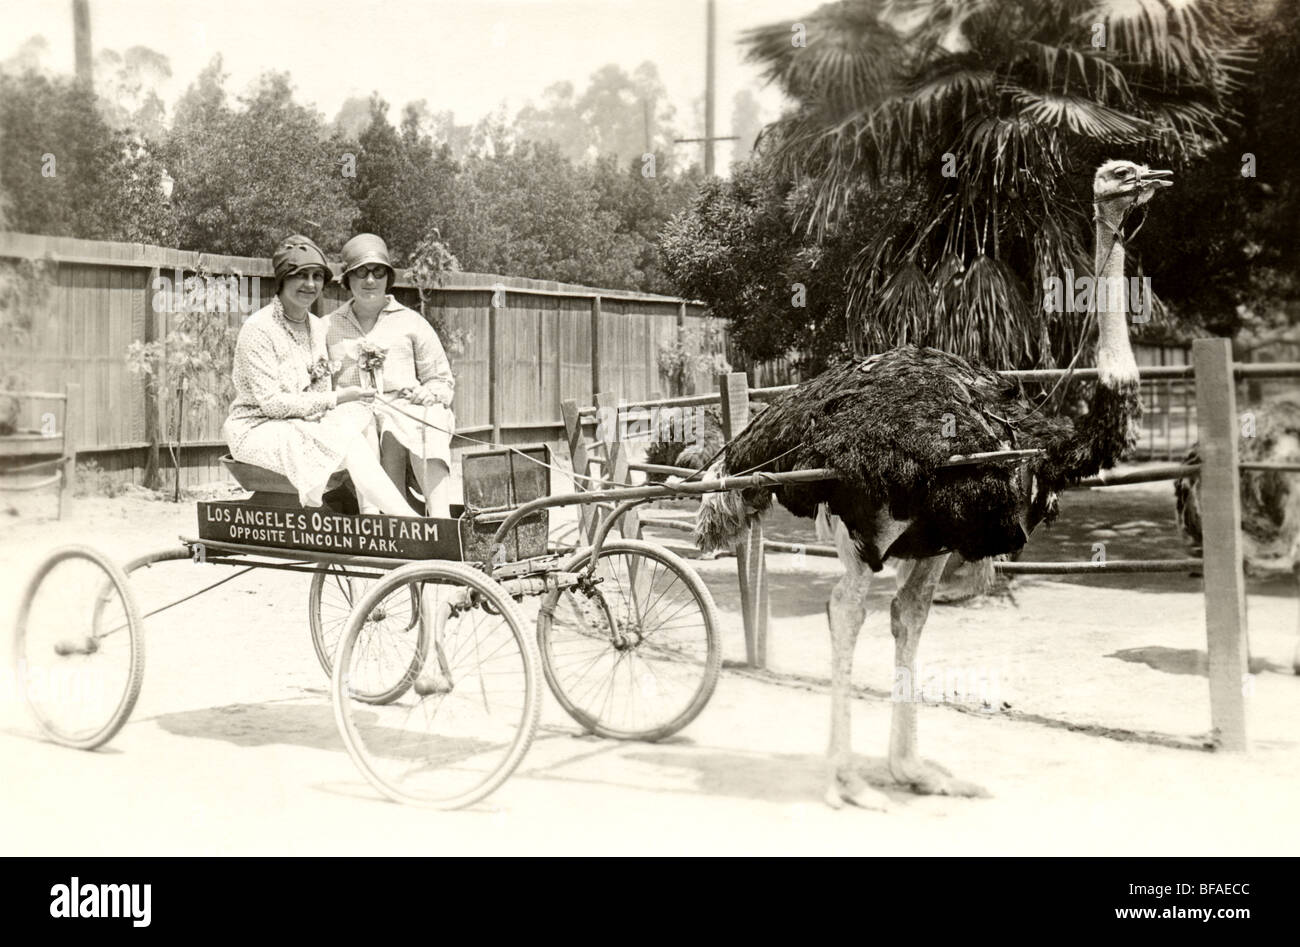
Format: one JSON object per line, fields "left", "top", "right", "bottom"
{"left": 3, "top": 0, "right": 808, "bottom": 167}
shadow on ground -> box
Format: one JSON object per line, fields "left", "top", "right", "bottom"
{"left": 1107, "top": 646, "right": 1292, "bottom": 677}
{"left": 156, "top": 700, "right": 341, "bottom": 750}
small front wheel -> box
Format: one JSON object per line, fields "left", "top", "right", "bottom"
{"left": 309, "top": 564, "right": 426, "bottom": 704}
{"left": 537, "top": 540, "right": 721, "bottom": 741}
{"left": 14, "top": 545, "right": 144, "bottom": 749}
{"left": 332, "top": 561, "right": 541, "bottom": 809}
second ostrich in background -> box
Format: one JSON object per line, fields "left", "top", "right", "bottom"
{"left": 1174, "top": 397, "right": 1300, "bottom": 672}
{"left": 694, "top": 160, "right": 1172, "bottom": 809}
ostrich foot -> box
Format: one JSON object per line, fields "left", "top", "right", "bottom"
{"left": 823, "top": 765, "right": 891, "bottom": 811}
{"left": 889, "top": 758, "right": 989, "bottom": 799}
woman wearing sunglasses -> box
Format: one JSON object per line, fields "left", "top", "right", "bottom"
{"left": 326, "top": 233, "right": 455, "bottom": 517}
{"left": 223, "top": 234, "right": 421, "bottom": 517}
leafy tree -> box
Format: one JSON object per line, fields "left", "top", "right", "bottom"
{"left": 345, "top": 96, "right": 459, "bottom": 264}
{"left": 331, "top": 95, "right": 373, "bottom": 140}
{"left": 743, "top": 0, "right": 1256, "bottom": 367}
{"left": 661, "top": 159, "right": 895, "bottom": 369}
{"left": 1139, "top": 0, "right": 1300, "bottom": 341}
{"left": 165, "top": 61, "right": 356, "bottom": 256}
{"left": 2, "top": 35, "right": 50, "bottom": 75}
{"left": 513, "top": 63, "right": 679, "bottom": 165}
{"left": 576, "top": 62, "right": 678, "bottom": 161}
{"left": 0, "top": 70, "right": 167, "bottom": 242}
{"left": 515, "top": 81, "right": 596, "bottom": 163}
{"left": 592, "top": 152, "right": 702, "bottom": 294}
{"left": 441, "top": 140, "right": 641, "bottom": 288}
{"left": 95, "top": 45, "right": 171, "bottom": 140}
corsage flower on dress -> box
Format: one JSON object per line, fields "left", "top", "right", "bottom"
{"left": 308, "top": 355, "right": 340, "bottom": 384}
{"left": 357, "top": 339, "right": 388, "bottom": 390}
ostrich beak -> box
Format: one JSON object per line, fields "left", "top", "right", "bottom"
{"left": 1139, "top": 168, "right": 1174, "bottom": 189}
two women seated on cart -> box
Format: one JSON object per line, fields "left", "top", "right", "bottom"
{"left": 222, "top": 233, "right": 455, "bottom": 519}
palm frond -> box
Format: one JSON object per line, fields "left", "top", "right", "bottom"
{"left": 741, "top": 1, "right": 903, "bottom": 106}
{"left": 1005, "top": 85, "right": 1152, "bottom": 141}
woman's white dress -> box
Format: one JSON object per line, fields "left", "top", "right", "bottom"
{"left": 326, "top": 296, "right": 455, "bottom": 467}
{"left": 223, "top": 299, "right": 372, "bottom": 507}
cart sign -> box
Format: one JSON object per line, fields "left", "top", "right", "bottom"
{"left": 197, "top": 502, "right": 463, "bottom": 560}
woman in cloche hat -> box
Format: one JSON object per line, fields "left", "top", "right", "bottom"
{"left": 327, "top": 233, "right": 455, "bottom": 517}
{"left": 223, "top": 234, "right": 422, "bottom": 516}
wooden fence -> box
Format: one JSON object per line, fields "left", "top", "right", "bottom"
{"left": 0, "top": 232, "right": 719, "bottom": 486}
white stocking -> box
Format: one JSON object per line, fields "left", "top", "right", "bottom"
{"left": 343, "top": 438, "right": 419, "bottom": 517}
{"left": 414, "top": 459, "right": 452, "bottom": 518}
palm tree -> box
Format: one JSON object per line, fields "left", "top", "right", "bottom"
{"left": 744, "top": 0, "right": 1256, "bottom": 367}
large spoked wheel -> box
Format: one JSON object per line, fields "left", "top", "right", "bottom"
{"left": 13, "top": 545, "right": 144, "bottom": 749}
{"left": 332, "top": 560, "right": 541, "bottom": 809}
{"left": 309, "top": 564, "right": 427, "bottom": 704}
{"left": 537, "top": 539, "right": 721, "bottom": 742}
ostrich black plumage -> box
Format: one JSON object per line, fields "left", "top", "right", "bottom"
{"left": 694, "top": 160, "right": 1172, "bottom": 808}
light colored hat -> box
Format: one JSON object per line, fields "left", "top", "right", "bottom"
{"left": 339, "top": 233, "right": 396, "bottom": 285}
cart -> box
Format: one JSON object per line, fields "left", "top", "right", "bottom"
{"left": 12, "top": 445, "right": 737, "bottom": 809}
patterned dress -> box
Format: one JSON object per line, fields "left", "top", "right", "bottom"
{"left": 223, "top": 298, "right": 373, "bottom": 507}
{"left": 326, "top": 295, "right": 455, "bottom": 467}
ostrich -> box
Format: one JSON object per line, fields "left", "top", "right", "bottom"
{"left": 695, "top": 160, "right": 1172, "bottom": 809}
{"left": 1174, "top": 398, "right": 1300, "bottom": 672}
{"left": 650, "top": 403, "right": 998, "bottom": 594}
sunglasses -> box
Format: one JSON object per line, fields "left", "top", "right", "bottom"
{"left": 350, "top": 265, "right": 390, "bottom": 281}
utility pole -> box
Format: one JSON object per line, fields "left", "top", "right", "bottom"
{"left": 705, "top": 0, "right": 716, "bottom": 175}
{"left": 673, "top": 0, "right": 736, "bottom": 175}
{"left": 72, "top": 0, "right": 93, "bottom": 88}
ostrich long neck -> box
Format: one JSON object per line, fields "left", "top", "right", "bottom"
{"left": 1094, "top": 213, "right": 1138, "bottom": 386}
{"left": 1045, "top": 209, "right": 1143, "bottom": 481}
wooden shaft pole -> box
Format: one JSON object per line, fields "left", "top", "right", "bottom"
{"left": 719, "top": 371, "right": 767, "bottom": 667}
{"left": 59, "top": 382, "right": 80, "bottom": 517}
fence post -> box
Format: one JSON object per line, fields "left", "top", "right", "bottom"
{"left": 719, "top": 371, "right": 768, "bottom": 668}
{"left": 594, "top": 391, "right": 641, "bottom": 541}
{"left": 590, "top": 295, "right": 602, "bottom": 401}
{"left": 1193, "top": 338, "right": 1249, "bottom": 752}
{"left": 489, "top": 290, "right": 502, "bottom": 445}
{"left": 142, "top": 266, "right": 162, "bottom": 488}
{"left": 59, "top": 382, "right": 80, "bottom": 518}
{"left": 560, "top": 398, "right": 599, "bottom": 543}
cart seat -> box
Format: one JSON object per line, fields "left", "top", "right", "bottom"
{"left": 220, "top": 455, "right": 347, "bottom": 495}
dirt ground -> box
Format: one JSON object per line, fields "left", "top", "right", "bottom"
{"left": 1, "top": 471, "right": 1297, "bottom": 856}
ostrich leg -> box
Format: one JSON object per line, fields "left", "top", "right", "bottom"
{"left": 824, "top": 521, "right": 890, "bottom": 810}
{"left": 888, "top": 553, "right": 988, "bottom": 797}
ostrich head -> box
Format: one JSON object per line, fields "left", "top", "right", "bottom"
{"left": 1092, "top": 159, "right": 1173, "bottom": 216}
